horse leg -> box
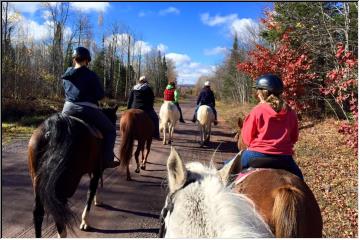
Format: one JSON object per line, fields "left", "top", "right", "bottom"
{"left": 168, "top": 124, "right": 173, "bottom": 144}
{"left": 80, "top": 173, "right": 100, "bottom": 231}
{"left": 142, "top": 139, "right": 152, "bottom": 170}
{"left": 206, "top": 124, "right": 211, "bottom": 142}
{"left": 33, "top": 193, "right": 44, "bottom": 238}
{"left": 134, "top": 142, "right": 142, "bottom": 173}
{"left": 55, "top": 222, "right": 67, "bottom": 238}
{"left": 126, "top": 164, "right": 132, "bottom": 181}
{"left": 94, "top": 176, "right": 103, "bottom": 206}
{"left": 162, "top": 123, "right": 167, "bottom": 145}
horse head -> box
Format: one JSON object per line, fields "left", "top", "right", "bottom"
{"left": 101, "top": 105, "right": 118, "bottom": 126}
{"left": 160, "top": 147, "right": 273, "bottom": 238}
{"left": 236, "top": 117, "right": 246, "bottom": 151}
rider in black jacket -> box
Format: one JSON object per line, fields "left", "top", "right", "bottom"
{"left": 127, "top": 76, "right": 160, "bottom": 139}
{"left": 191, "top": 81, "right": 218, "bottom": 125}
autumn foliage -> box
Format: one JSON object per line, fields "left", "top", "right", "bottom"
{"left": 237, "top": 33, "right": 317, "bottom": 113}
{"left": 321, "top": 44, "right": 358, "bottom": 154}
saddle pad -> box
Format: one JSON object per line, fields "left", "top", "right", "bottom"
{"left": 68, "top": 116, "right": 103, "bottom": 139}
{"left": 234, "top": 168, "right": 268, "bottom": 185}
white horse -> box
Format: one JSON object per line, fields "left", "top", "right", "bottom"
{"left": 159, "top": 101, "right": 180, "bottom": 145}
{"left": 196, "top": 105, "right": 215, "bottom": 146}
{"left": 159, "top": 147, "right": 274, "bottom": 238}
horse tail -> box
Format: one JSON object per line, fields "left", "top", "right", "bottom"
{"left": 37, "top": 113, "right": 76, "bottom": 230}
{"left": 271, "top": 184, "right": 304, "bottom": 237}
{"left": 119, "top": 118, "right": 134, "bottom": 167}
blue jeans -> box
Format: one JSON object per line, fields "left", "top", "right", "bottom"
{"left": 62, "top": 102, "right": 116, "bottom": 165}
{"left": 240, "top": 150, "right": 304, "bottom": 179}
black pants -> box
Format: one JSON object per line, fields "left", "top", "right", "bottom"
{"left": 174, "top": 102, "right": 184, "bottom": 121}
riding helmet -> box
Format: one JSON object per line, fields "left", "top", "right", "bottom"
{"left": 254, "top": 74, "right": 284, "bottom": 95}
{"left": 72, "top": 46, "right": 91, "bottom": 62}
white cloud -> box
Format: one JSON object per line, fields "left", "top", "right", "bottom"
{"left": 157, "top": 43, "right": 168, "bottom": 53}
{"left": 159, "top": 7, "right": 180, "bottom": 16}
{"left": 201, "top": 13, "right": 238, "bottom": 26}
{"left": 166, "top": 52, "right": 214, "bottom": 85}
{"left": 70, "top": 2, "right": 110, "bottom": 13}
{"left": 201, "top": 13, "right": 260, "bottom": 44}
{"left": 204, "top": 46, "right": 228, "bottom": 56}
{"left": 8, "top": 2, "right": 42, "bottom": 14}
{"left": 166, "top": 53, "right": 191, "bottom": 65}
{"left": 134, "top": 40, "right": 152, "bottom": 55}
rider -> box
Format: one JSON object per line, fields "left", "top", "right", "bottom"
{"left": 239, "top": 73, "right": 303, "bottom": 179}
{"left": 191, "top": 81, "right": 218, "bottom": 125}
{"left": 61, "top": 46, "right": 120, "bottom": 169}
{"left": 127, "top": 75, "right": 161, "bottom": 140}
{"left": 164, "top": 81, "right": 185, "bottom": 123}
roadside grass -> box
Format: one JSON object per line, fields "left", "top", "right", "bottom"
{"left": 217, "top": 100, "right": 358, "bottom": 238}
{"left": 2, "top": 98, "right": 127, "bottom": 147}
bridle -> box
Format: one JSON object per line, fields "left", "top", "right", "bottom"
{"left": 158, "top": 173, "right": 198, "bottom": 238}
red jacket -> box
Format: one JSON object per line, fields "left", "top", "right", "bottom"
{"left": 164, "top": 88, "right": 175, "bottom": 101}
{"left": 241, "top": 103, "right": 299, "bottom": 155}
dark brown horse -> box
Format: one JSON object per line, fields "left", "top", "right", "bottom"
{"left": 119, "top": 109, "right": 154, "bottom": 181}
{"left": 219, "top": 117, "right": 323, "bottom": 237}
{"left": 28, "top": 106, "right": 118, "bottom": 237}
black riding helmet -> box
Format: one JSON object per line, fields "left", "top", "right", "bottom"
{"left": 72, "top": 46, "right": 91, "bottom": 62}
{"left": 254, "top": 74, "right": 284, "bottom": 95}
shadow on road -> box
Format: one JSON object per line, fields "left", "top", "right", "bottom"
{"left": 96, "top": 203, "right": 160, "bottom": 219}
{"left": 85, "top": 226, "right": 159, "bottom": 234}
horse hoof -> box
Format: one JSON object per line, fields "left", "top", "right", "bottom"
{"left": 135, "top": 169, "right": 140, "bottom": 173}
{"left": 126, "top": 176, "right": 132, "bottom": 181}
{"left": 168, "top": 140, "right": 172, "bottom": 144}
{"left": 141, "top": 165, "right": 146, "bottom": 170}
{"left": 163, "top": 142, "right": 166, "bottom": 145}
{"left": 80, "top": 223, "right": 90, "bottom": 231}
{"left": 94, "top": 201, "right": 103, "bottom": 206}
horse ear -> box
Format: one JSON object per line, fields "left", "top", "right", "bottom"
{"left": 237, "top": 117, "right": 243, "bottom": 128}
{"left": 167, "top": 147, "right": 187, "bottom": 193}
{"left": 217, "top": 151, "right": 243, "bottom": 186}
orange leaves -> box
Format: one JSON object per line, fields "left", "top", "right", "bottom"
{"left": 237, "top": 37, "right": 316, "bottom": 113}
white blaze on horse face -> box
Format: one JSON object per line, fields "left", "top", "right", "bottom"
{"left": 167, "top": 147, "right": 187, "bottom": 193}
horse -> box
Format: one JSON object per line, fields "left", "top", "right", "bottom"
{"left": 119, "top": 109, "right": 154, "bottom": 181}
{"left": 220, "top": 117, "right": 323, "bottom": 237}
{"left": 196, "top": 105, "right": 215, "bottom": 146}
{"left": 159, "top": 101, "right": 180, "bottom": 145}
{"left": 28, "top": 106, "right": 118, "bottom": 238}
{"left": 158, "top": 147, "right": 273, "bottom": 238}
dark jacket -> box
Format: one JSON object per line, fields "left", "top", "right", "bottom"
{"left": 197, "top": 87, "right": 216, "bottom": 107}
{"left": 61, "top": 66, "right": 104, "bottom": 105}
{"left": 127, "top": 83, "right": 155, "bottom": 111}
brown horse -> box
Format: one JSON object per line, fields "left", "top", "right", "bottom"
{"left": 28, "top": 106, "right": 118, "bottom": 238}
{"left": 219, "top": 117, "right": 323, "bottom": 237}
{"left": 119, "top": 109, "right": 154, "bottom": 181}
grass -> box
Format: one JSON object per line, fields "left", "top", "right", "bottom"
{"left": 217, "top": 100, "right": 358, "bottom": 238}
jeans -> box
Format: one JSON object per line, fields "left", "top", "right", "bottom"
{"left": 193, "top": 104, "right": 217, "bottom": 120}
{"left": 240, "top": 150, "right": 304, "bottom": 180}
{"left": 144, "top": 108, "right": 160, "bottom": 138}
{"left": 62, "top": 102, "right": 116, "bottom": 165}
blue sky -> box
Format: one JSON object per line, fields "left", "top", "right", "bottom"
{"left": 8, "top": 2, "right": 273, "bottom": 84}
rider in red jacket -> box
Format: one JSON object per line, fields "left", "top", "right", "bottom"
{"left": 240, "top": 74, "right": 303, "bottom": 179}
{"left": 163, "top": 81, "right": 185, "bottom": 123}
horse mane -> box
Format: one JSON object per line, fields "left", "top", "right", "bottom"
{"left": 166, "top": 162, "right": 273, "bottom": 238}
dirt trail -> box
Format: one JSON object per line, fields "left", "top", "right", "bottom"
{"left": 2, "top": 97, "right": 238, "bottom": 238}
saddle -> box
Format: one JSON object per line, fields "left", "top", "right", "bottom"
{"left": 68, "top": 116, "right": 103, "bottom": 139}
